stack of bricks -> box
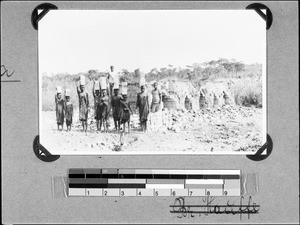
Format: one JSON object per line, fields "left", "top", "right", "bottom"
{"left": 147, "top": 110, "right": 173, "bottom": 131}
{"left": 130, "top": 114, "right": 140, "bottom": 129}
{"left": 129, "top": 111, "right": 173, "bottom": 131}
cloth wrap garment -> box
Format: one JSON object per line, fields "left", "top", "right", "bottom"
{"left": 64, "top": 102, "right": 73, "bottom": 126}
{"left": 119, "top": 99, "right": 131, "bottom": 124}
{"left": 55, "top": 96, "right": 64, "bottom": 125}
{"left": 94, "top": 94, "right": 102, "bottom": 120}
{"left": 112, "top": 95, "right": 121, "bottom": 121}
{"left": 151, "top": 89, "right": 161, "bottom": 113}
{"left": 136, "top": 92, "right": 149, "bottom": 122}
{"left": 99, "top": 95, "right": 109, "bottom": 120}
{"left": 78, "top": 91, "right": 89, "bottom": 121}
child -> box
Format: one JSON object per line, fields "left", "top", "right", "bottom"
{"left": 93, "top": 80, "right": 101, "bottom": 131}
{"left": 111, "top": 87, "right": 121, "bottom": 132}
{"left": 99, "top": 89, "right": 109, "bottom": 132}
{"left": 107, "top": 65, "right": 116, "bottom": 101}
{"left": 55, "top": 86, "right": 64, "bottom": 131}
{"left": 98, "top": 77, "right": 109, "bottom": 132}
{"left": 136, "top": 85, "right": 149, "bottom": 132}
{"left": 77, "top": 76, "right": 89, "bottom": 132}
{"left": 64, "top": 89, "right": 73, "bottom": 131}
{"left": 151, "top": 82, "right": 162, "bottom": 113}
{"left": 119, "top": 90, "right": 132, "bottom": 133}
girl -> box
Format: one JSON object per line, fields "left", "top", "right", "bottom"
{"left": 99, "top": 88, "right": 109, "bottom": 132}
{"left": 93, "top": 80, "right": 101, "bottom": 131}
{"left": 55, "top": 86, "right": 64, "bottom": 131}
{"left": 136, "top": 85, "right": 149, "bottom": 132}
{"left": 119, "top": 92, "right": 132, "bottom": 133}
{"left": 151, "top": 82, "right": 162, "bottom": 113}
{"left": 111, "top": 87, "right": 121, "bottom": 132}
{"left": 77, "top": 80, "right": 89, "bottom": 132}
{"left": 64, "top": 89, "right": 73, "bottom": 131}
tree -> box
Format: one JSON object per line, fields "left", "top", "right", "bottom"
{"left": 233, "top": 61, "right": 245, "bottom": 76}
{"left": 122, "top": 69, "right": 130, "bottom": 76}
{"left": 87, "top": 69, "right": 98, "bottom": 81}
{"left": 119, "top": 69, "right": 134, "bottom": 82}
{"left": 221, "top": 60, "right": 245, "bottom": 77}
{"left": 222, "top": 62, "right": 234, "bottom": 73}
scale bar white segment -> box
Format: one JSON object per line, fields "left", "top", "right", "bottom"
{"left": 108, "top": 179, "right": 146, "bottom": 183}
{"left": 185, "top": 179, "right": 224, "bottom": 184}
{"left": 146, "top": 184, "right": 184, "bottom": 189}
{"left": 68, "top": 188, "right": 86, "bottom": 196}
{"left": 168, "top": 170, "right": 240, "bottom": 175}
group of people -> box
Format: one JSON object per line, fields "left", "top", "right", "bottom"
{"left": 55, "top": 66, "right": 162, "bottom": 133}
{"left": 55, "top": 88, "right": 73, "bottom": 131}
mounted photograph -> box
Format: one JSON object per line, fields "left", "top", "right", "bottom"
{"left": 38, "top": 10, "right": 266, "bottom": 155}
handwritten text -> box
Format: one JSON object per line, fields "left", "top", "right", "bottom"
{"left": 170, "top": 196, "right": 260, "bottom": 220}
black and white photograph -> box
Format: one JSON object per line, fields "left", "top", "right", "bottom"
{"left": 2, "top": 2, "right": 299, "bottom": 224}
{"left": 39, "top": 10, "right": 266, "bottom": 155}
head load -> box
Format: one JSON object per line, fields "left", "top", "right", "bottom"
{"left": 56, "top": 86, "right": 62, "bottom": 94}
{"left": 94, "top": 80, "right": 100, "bottom": 91}
{"left": 113, "top": 78, "right": 120, "bottom": 90}
{"left": 100, "top": 77, "right": 107, "bottom": 90}
{"left": 65, "top": 88, "right": 70, "bottom": 97}
{"left": 120, "top": 82, "right": 128, "bottom": 95}
{"left": 79, "top": 75, "right": 85, "bottom": 86}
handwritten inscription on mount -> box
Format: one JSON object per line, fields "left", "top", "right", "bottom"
{"left": 1, "top": 65, "right": 19, "bottom": 82}
{"left": 170, "top": 196, "right": 260, "bottom": 220}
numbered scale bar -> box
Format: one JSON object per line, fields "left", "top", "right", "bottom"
{"left": 69, "top": 188, "right": 237, "bottom": 197}
{"left": 68, "top": 169, "right": 240, "bottom": 197}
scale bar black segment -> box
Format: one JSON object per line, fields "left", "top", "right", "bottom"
{"left": 187, "top": 174, "right": 204, "bottom": 179}
{"left": 203, "top": 175, "right": 222, "bottom": 179}
{"left": 170, "top": 174, "right": 187, "bottom": 179}
{"left": 136, "top": 174, "right": 153, "bottom": 179}
{"left": 69, "top": 174, "right": 85, "bottom": 178}
{"left": 221, "top": 175, "right": 240, "bottom": 179}
{"left": 154, "top": 174, "right": 170, "bottom": 179}
{"left": 101, "top": 174, "right": 119, "bottom": 178}
{"left": 118, "top": 174, "right": 136, "bottom": 179}
{"left": 69, "top": 183, "right": 146, "bottom": 188}
{"left": 69, "top": 178, "right": 108, "bottom": 184}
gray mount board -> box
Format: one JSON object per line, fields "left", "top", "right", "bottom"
{"left": 1, "top": 1, "right": 299, "bottom": 224}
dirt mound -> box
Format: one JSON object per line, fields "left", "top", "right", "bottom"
{"left": 41, "top": 103, "right": 263, "bottom": 154}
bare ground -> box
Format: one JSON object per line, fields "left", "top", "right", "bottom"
{"left": 40, "top": 105, "right": 263, "bottom": 155}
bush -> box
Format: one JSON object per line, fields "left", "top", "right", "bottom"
{"left": 230, "top": 79, "right": 262, "bottom": 107}
{"left": 41, "top": 59, "right": 262, "bottom": 110}
{"left": 42, "top": 74, "right": 94, "bottom": 111}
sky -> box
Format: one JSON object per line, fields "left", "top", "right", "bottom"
{"left": 39, "top": 10, "right": 266, "bottom": 75}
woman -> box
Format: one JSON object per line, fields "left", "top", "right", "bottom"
{"left": 119, "top": 93, "right": 132, "bottom": 133}
{"left": 93, "top": 81, "right": 101, "bottom": 131}
{"left": 55, "top": 90, "right": 64, "bottom": 131}
{"left": 64, "top": 92, "right": 73, "bottom": 131}
{"left": 77, "top": 81, "right": 89, "bottom": 132}
{"left": 111, "top": 88, "right": 121, "bottom": 132}
{"left": 99, "top": 89, "right": 109, "bottom": 132}
{"left": 136, "top": 85, "right": 149, "bottom": 131}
